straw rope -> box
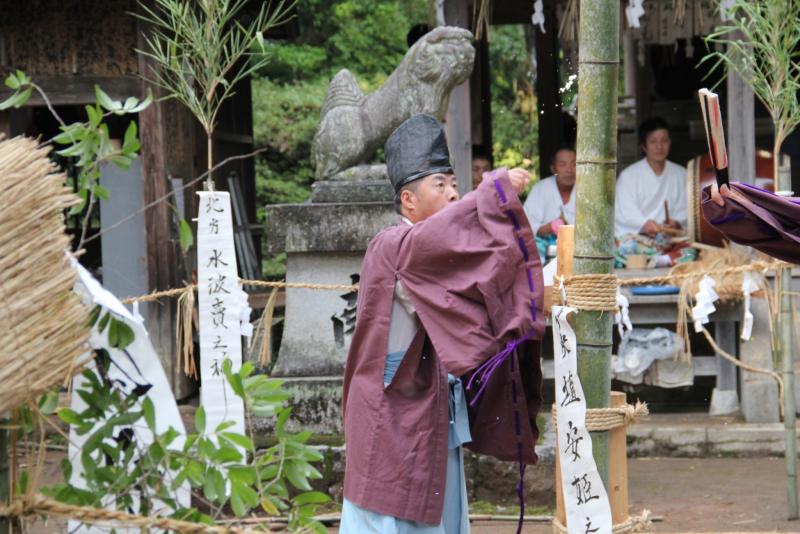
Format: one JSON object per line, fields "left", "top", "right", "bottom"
{"left": 562, "top": 274, "right": 618, "bottom": 311}
{"left": 0, "top": 136, "right": 91, "bottom": 414}
{"left": 121, "top": 280, "right": 359, "bottom": 304}
{"left": 0, "top": 493, "right": 270, "bottom": 533}
{"left": 118, "top": 260, "right": 790, "bottom": 305}
{"left": 552, "top": 509, "right": 652, "bottom": 533}
{"left": 699, "top": 325, "right": 785, "bottom": 417}
{"left": 552, "top": 401, "right": 649, "bottom": 432}
{"left": 619, "top": 260, "right": 786, "bottom": 287}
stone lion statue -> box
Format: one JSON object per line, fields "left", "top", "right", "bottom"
{"left": 312, "top": 26, "right": 475, "bottom": 180}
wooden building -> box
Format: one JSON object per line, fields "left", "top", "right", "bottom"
{"left": 0, "top": 0, "right": 261, "bottom": 399}
{"left": 446, "top": 0, "right": 800, "bottom": 190}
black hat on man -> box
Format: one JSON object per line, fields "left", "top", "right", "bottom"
{"left": 385, "top": 114, "right": 453, "bottom": 192}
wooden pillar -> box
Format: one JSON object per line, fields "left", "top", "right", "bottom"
{"left": 443, "top": 0, "right": 472, "bottom": 196}
{"left": 535, "top": 0, "right": 562, "bottom": 179}
{"left": 137, "top": 17, "right": 190, "bottom": 400}
{"left": 554, "top": 226, "right": 574, "bottom": 528}
{"left": 0, "top": 112, "right": 9, "bottom": 138}
{"left": 726, "top": 31, "right": 756, "bottom": 185}
{"left": 608, "top": 391, "right": 629, "bottom": 524}
{"left": 623, "top": 31, "right": 636, "bottom": 97}
{"left": 470, "top": 35, "right": 493, "bottom": 168}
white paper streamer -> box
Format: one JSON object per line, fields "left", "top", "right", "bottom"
{"left": 719, "top": 0, "right": 736, "bottom": 21}
{"left": 69, "top": 262, "right": 190, "bottom": 533}
{"left": 692, "top": 275, "right": 719, "bottom": 333}
{"left": 625, "top": 0, "right": 645, "bottom": 29}
{"left": 740, "top": 272, "right": 759, "bottom": 341}
{"left": 553, "top": 306, "right": 613, "bottom": 534}
{"left": 532, "top": 0, "right": 546, "bottom": 33}
{"left": 615, "top": 288, "right": 632, "bottom": 339}
{"left": 197, "top": 192, "right": 246, "bottom": 444}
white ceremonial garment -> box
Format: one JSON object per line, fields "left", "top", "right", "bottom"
{"left": 614, "top": 158, "right": 688, "bottom": 237}
{"left": 522, "top": 175, "right": 576, "bottom": 231}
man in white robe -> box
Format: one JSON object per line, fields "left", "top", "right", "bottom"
{"left": 523, "top": 147, "right": 577, "bottom": 237}
{"left": 615, "top": 117, "right": 687, "bottom": 237}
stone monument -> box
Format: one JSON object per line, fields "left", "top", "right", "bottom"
{"left": 261, "top": 26, "right": 474, "bottom": 436}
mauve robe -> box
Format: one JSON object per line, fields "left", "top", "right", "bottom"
{"left": 342, "top": 171, "right": 545, "bottom": 524}
{"left": 701, "top": 182, "right": 800, "bottom": 264}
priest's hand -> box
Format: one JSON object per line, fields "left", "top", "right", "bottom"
{"left": 710, "top": 182, "right": 730, "bottom": 207}
{"left": 640, "top": 219, "right": 661, "bottom": 236}
{"left": 508, "top": 167, "right": 531, "bottom": 195}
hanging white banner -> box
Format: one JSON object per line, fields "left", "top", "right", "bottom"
{"left": 197, "top": 192, "right": 247, "bottom": 441}
{"left": 553, "top": 306, "right": 613, "bottom": 534}
{"left": 69, "top": 261, "right": 190, "bottom": 533}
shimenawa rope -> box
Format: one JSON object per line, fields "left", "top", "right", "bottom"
{"left": 551, "top": 401, "right": 649, "bottom": 432}
{"left": 552, "top": 509, "right": 652, "bottom": 534}
{"left": 118, "top": 260, "right": 789, "bottom": 305}
{"left": 0, "top": 493, "right": 270, "bottom": 533}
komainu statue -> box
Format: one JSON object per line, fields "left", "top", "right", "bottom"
{"left": 312, "top": 26, "right": 475, "bottom": 180}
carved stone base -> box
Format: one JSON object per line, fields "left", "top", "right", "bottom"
{"left": 311, "top": 178, "right": 393, "bottom": 203}
{"left": 264, "top": 198, "right": 395, "bottom": 377}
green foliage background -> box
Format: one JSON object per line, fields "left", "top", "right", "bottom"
{"left": 254, "top": 1, "right": 539, "bottom": 274}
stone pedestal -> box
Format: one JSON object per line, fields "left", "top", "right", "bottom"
{"left": 264, "top": 180, "right": 395, "bottom": 377}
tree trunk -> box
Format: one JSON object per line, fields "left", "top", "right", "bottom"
{"left": 573, "top": 0, "right": 619, "bottom": 485}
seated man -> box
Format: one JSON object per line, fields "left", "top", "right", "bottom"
{"left": 523, "top": 146, "right": 577, "bottom": 237}
{"left": 470, "top": 151, "right": 492, "bottom": 190}
{"left": 615, "top": 117, "right": 688, "bottom": 237}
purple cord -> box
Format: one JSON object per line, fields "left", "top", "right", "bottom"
{"left": 485, "top": 174, "right": 537, "bottom": 533}
{"left": 466, "top": 330, "right": 535, "bottom": 406}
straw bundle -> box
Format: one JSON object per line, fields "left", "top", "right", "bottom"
{"left": 669, "top": 243, "right": 753, "bottom": 302}
{"left": 0, "top": 136, "right": 90, "bottom": 413}
{"left": 670, "top": 244, "right": 755, "bottom": 359}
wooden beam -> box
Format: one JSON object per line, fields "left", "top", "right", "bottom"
{"left": 443, "top": 0, "right": 472, "bottom": 196}
{"left": 491, "top": 2, "right": 534, "bottom": 25}
{"left": 726, "top": 31, "right": 756, "bottom": 185}
{"left": 0, "top": 75, "right": 142, "bottom": 106}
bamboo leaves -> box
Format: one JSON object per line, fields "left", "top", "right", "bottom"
{"left": 703, "top": 0, "right": 800, "bottom": 161}
{"left": 135, "top": 0, "right": 294, "bottom": 137}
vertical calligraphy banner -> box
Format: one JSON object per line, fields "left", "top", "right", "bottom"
{"left": 197, "top": 192, "right": 247, "bottom": 441}
{"left": 553, "top": 306, "right": 612, "bottom": 534}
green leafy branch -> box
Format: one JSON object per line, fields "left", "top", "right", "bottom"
{"left": 1, "top": 71, "right": 153, "bottom": 249}
{"left": 135, "top": 0, "right": 294, "bottom": 185}
{"left": 29, "top": 355, "right": 328, "bottom": 533}
{"left": 702, "top": 0, "right": 800, "bottom": 176}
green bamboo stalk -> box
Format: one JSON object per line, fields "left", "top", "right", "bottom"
{"left": 778, "top": 163, "right": 798, "bottom": 518}
{"left": 573, "top": 0, "right": 619, "bottom": 485}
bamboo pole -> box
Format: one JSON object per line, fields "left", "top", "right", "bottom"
{"left": 572, "top": 0, "right": 619, "bottom": 485}
{"left": 777, "top": 163, "right": 798, "bottom": 519}
{"left": 781, "top": 269, "right": 797, "bottom": 519}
